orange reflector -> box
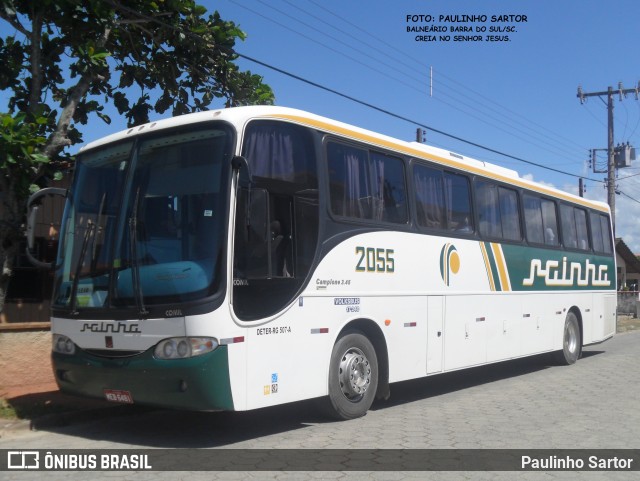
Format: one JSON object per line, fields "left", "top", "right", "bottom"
{"left": 385, "top": 319, "right": 391, "bottom": 326}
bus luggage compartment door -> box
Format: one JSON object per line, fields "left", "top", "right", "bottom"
{"left": 426, "top": 296, "right": 444, "bottom": 374}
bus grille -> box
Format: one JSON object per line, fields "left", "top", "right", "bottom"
{"left": 83, "top": 349, "right": 145, "bottom": 359}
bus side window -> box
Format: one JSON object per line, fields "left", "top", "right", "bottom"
{"left": 600, "top": 214, "right": 613, "bottom": 254}
{"left": 475, "top": 181, "right": 502, "bottom": 238}
{"left": 524, "top": 195, "right": 559, "bottom": 247}
{"left": 413, "top": 164, "right": 445, "bottom": 229}
{"left": 369, "top": 151, "right": 408, "bottom": 224}
{"left": 497, "top": 186, "right": 521, "bottom": 241}
{"left": 327, "top": 143, "right": 370, "bottom": 219}
{"left": 444, "top": 171, "right": 473, "bottom": 233}
{"left": 560, "top": 205, "right": 577, "bottom": 249}
{"left": 574, "top": 208, "right": 590, "bottom": 251}
{"left": 524, "top": 194, "right": 544, "bottom": 244}
{"left": 590, "top": 211, "right": 605, "bottom": 252}
{"left": 540, "top": 199, "right": 559, "bottom": 247}
{"left": 590, "top": 211, "right": 613, "bottom": 254}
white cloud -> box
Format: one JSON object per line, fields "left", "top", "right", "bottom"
{"left": 521, "top": 173, "right": 557, "bottom": 189}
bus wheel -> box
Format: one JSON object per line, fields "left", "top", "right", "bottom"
{"left": 325, "top": 331, "right": 378, "bottom": 420}
{"left": 555, "top": 311, "right": 581, "bottom": 365}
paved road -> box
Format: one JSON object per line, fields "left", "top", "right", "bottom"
{"left": 2, "top": 331, "right": 639, "bottom": 480}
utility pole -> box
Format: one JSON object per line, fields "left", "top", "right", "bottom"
{"left": 577, "top": 82, "right": 640, "bottom": 234}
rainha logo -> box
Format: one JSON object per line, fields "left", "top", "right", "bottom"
{"left": 80, "top": 322, "right": 141, "bottom": 334}
{"left": 523, "top": 257, "right": 611, "bottom": 287}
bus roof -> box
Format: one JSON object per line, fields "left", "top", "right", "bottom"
{"left": 80, "top": 105, "right": 610, "bottom": 213}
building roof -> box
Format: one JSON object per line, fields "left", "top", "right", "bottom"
{"left": 616, "top": 238, "right": 640, "bottom": 274}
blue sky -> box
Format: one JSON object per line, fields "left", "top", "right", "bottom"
{"left": 213, "top": 0, "right": 640, "bottom": 250}
{"left": 2, "top": 0, "right": 640, "bottom": 250}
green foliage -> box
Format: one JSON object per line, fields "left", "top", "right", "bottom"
{"left": 0, "top": 0, "right": 274, "bottom": 163}
{"left": 0, "top": 0, "right": 274, "bottom": 312}
{"left": 0, "top": 112, "right": 51, "bottom": 198}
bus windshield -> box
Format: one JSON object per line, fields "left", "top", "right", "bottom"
{"left": 53, "top": 126, "right": 232, "bottom": 315}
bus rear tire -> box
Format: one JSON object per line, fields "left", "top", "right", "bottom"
{"left": 323, "top": 331, "right": 378, "bottom": 420}
{"left": 554, "top": 311, "right": 581, "bottom": 365}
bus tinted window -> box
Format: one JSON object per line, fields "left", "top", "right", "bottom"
{"left": 575, "top": 208, "right": 590, "bottom": 250}
{"left": 560, "top": 205, "right": 577, "bottom": 249}
{"left": 413, "top": 164, "right": 445, "bottom": 229}
{"left": 477, "top": 181, "right": 501, "bottom": 238}
{"left": 243, "top": 121, "right": 318, "bottom": 189}
{"left": 541, "top": 199, "right": 560, "bottom": 246}
{"left": 413, "top": 166, "right": 473, "bottom": 232}
{"left": 445, "top": 172, "right": 473, "bottom": 232}
{"left": 499, "top": 187, "right": 521, "bottom": 241}
{"left": 328, "top": 142, "right": 407, "bottom": 223}
{"left": 370, "top": 151, "right": 408, "bottom": 223}
{"left": 590, "top": 211, "right": 604, "bottom": 252}
{"left": 590, "top": 211, "right": 613, "bottom": 254}
{"left": 328, "top": 143, "right": 370, "bottom": 218}
{"left": 601, "top": 215, "right": 613, "bottom": 254}
{"left": 524, "top": 195, "right": 559, "bottom": 246}
{"left": 524, "top": 195, "right": 544, "bottom": 243}
{"left": 561, "top": 205, "right": 590, "bottom": 251}
{"left": 476, "top": 181, "right": 521, "bottom": 240}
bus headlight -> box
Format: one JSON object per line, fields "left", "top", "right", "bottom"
{"left": 154, "top": 337, "right": 218, "bottom": 359}
{"left": 52, "top": 334, "right": 76, "bottom": 355}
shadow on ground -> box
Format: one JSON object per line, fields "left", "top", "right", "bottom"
{"left": 16, "top": 350, "right": 600, "bottom": 448}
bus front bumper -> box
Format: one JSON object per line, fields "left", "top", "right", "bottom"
{"left": 52, "top": 346, "right": 234, "bottom": 411}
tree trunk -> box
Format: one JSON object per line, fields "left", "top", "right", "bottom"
{"left": 0, "top": 174, "right": 23, "bottom": 315}
{"left": 0, "top": 229, "right": 20, "bottom": 315}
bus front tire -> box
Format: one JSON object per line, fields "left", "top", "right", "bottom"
{"left": 324, "top": 331, "right": 378, "bottom": 420}
{"left": 554, "top": 311, "right": 581, "bottom": 365}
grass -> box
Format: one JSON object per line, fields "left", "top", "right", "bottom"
{"left": 0, "top": 398, "right": 18, "bottom": 420}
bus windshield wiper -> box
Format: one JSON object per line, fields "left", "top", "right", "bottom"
{"left": 129, "top": 187, "right": 148, "bottom": 318}
{"left": 69, "top": 220, "right": 96, "bottom": 315}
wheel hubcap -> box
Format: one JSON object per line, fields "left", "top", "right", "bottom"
{"left": 338, "top": 347, "right": 371, "bottom": 402}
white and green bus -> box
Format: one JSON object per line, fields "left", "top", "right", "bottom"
{"left": 31, "top": 106, "right": 616, "bottom": 419}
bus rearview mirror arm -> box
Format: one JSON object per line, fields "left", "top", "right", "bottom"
{"left": 231, "top": 155, "right": 252, "bottom": 188}
{"left": 25, "top": 187, "right": 67, "bottom": 269}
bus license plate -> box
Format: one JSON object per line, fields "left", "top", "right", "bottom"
{"left": 104, "top": 389, "right": 134, "bottom": 404}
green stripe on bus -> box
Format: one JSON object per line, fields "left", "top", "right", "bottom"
{"left": 501, "top": 244, "right": 615, "bottom": 291}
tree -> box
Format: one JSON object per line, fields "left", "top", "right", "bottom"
{"left": 0, "top": 0, "right": 274, "bottom": 313}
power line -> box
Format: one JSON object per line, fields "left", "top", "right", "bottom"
{"left": 303, "top": 0, "right": 590, "bottom": 156}
{"left": 245, "top": 0, "right": 589, "bottom": 164}
{"left": 229, "top": 0, "right": 424, "bottom": 93}
{"left": 237, "top": 52, "right": 602, "bottom": 182}
{"left": 619, "top": 190, "right": 640, "bottom": 205}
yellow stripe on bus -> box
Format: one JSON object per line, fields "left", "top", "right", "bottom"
{"left": 491, "top": 243, "right": 512, "bottom": 292}
{"left": 479, "top": 242, "right": 496, "bottom": 292}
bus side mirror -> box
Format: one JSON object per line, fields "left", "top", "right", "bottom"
{"left": 25, "top": 187, "right": 67, "bottom": 269}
